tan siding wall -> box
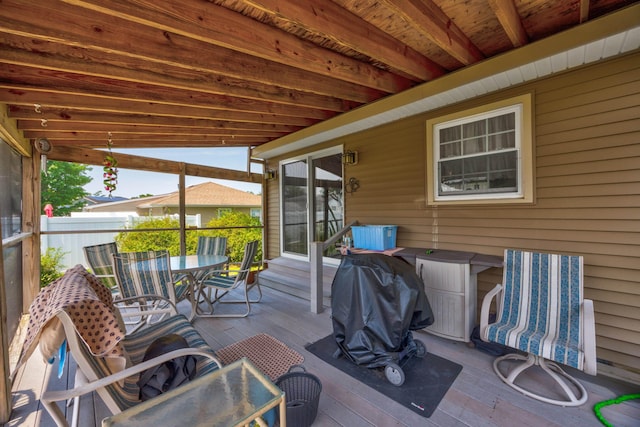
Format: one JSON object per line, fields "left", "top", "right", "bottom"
{"left": 265, "top": 52, "right": 640, "bottom": 371}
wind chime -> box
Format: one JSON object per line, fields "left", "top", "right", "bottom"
{"left": 103, "top": 132, "right": 118, "bottom": 197}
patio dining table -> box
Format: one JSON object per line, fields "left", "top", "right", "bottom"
{"left": 170, "top": 254, "right": 228, "bottom": 321}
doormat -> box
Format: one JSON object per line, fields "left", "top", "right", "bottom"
{"left": 305, "top": 334, "right": 462, "bottom": 418}
{"left": 216, "top": 333, "right": 304, "bottom": 381}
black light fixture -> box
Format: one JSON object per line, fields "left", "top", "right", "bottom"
{"left": 342, "top": 150, "right": 358, "bottom": 165}
{"left": 264, "top": 169, "right": 277, "bottom": 181}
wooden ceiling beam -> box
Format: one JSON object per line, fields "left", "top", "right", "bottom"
{"left": 5, "top": 0, "right": 413, "bottom": 94}
{"left": 9, "top": 107, "right": 302, "bottom": 133}
{"left": 51, "top": 138, "right": 267, "bottom": 150}
{"left": 0, "top": 87, "right": 324, "bottom": 125}
{"left": 0, "top": 31, "right": 382, "bottom": 106}
{"left": 0, "top": 43, "right": 356, "bottom": 113}
{"left": 23, "top": 124, "right": 285, "bottom": 141}
{"left": 579, "top": 0, "right": 591, "bottom": 23}
{"left": 488, "top": 0, "right": 529, "bottom": 47}
{"left": 233, "top": 0, "right": 445, "bottom": 81}
{"left": 37, "top": 133, "right": 269, "bottom": 142}
{"left": 0, "top": 65, "right": 345, "bottom": 118}
{"left": 47, "top": 145, "right": 263, "bottom": 182}
{"left": 37, "top": 135, "right": 269, "bottom": 149}
{"left": 49, "top": 138, "right": 266, "bottom": 149}
{"left": 22, "top": 126, "right": 286, "bottom": 138}
{"left": 379, "top": 0, "right": 485, "bottom": 65}
{"left": 33, "top": 142, "right": 269, "bottom": 150}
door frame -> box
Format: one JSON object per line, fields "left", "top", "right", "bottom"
{"left": 278, "top": 145, "right": 343, "bottom": 265}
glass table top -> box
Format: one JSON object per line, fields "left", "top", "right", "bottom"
{"left": 102, "top": 357, "right": 284, "bottom": 427}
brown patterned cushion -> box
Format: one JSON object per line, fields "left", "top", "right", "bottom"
{"left": 19, "top": 265, "right": 125, "bottom": 368}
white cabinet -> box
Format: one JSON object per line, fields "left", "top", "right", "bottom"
{"left": 416, "top": 255, "right": 476, "bottom": 342}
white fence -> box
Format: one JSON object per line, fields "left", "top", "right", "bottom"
{"left": 41, "top": 214, "right": 201, "bottom": 270}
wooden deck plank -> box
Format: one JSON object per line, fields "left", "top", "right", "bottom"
{"left": 6, "top": 286, "right": 639, "bottom": 427}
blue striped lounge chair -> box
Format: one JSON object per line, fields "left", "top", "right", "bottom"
{"left": 112, "top": 250, "right": 188, "bottom": 330}
{"left": 83, "top": 242, "right": 119, "bottom": 293}
{"left": 479, "top": 249, "right": 597, "bottom": 406}
{"left": 194, "top": 236, "right": 228, "bottom": 280}
{"left": 42, "top": 311, "right": 221, "bottom": 427}
{"left": 33, "top": 266, "right": 221, "bottom": 427}
{"left": 196, "top": 240, "right": 261, "bottom": 318}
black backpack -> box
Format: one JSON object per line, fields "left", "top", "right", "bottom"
{"left": 137, "top": 334, "right": 197, "bottom": 401}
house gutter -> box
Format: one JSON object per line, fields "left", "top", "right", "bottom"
{"left": 252, "top": 4, "right": 640, "bottom": 160}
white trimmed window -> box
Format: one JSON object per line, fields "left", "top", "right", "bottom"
{"left": 426, "top": 94, "right": 534, "bottom": 205}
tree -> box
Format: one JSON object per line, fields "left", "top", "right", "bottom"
{"left": 41, "top": 160, "right": 93, "bottom": 216}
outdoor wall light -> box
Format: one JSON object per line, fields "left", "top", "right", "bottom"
{"left": 265, "top": 169, "right": 277, "bottom": 181}
{"left": 342, "top": 150, "right": 358, "bottom": 165}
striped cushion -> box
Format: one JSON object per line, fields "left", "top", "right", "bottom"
{"left": 201, "top": 274, "right": 236, "bottom": 289}
{"left": 84, "top": 314, "right": 219, "bottom": 410}
{"left": 485, "top": 250, "right": 585, "bottom": 370}
{"left": 113, "top": 250, "right": 176, "bottom": 302}
{"left": 193, "top": 236, "right": 228, "bottom": 281}
{"left": 83, "top": 242, "right": 118, "bottom": 291}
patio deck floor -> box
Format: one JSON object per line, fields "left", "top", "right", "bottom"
{"left": 5, "top": 286, "right": 640, "bottom": 427}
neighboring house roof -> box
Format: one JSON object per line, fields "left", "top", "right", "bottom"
{"left": 83, "top": 193, "right": 169, "bottom": 212}
{"left": 139, "top": 182, "right": 261, "bottom": 208}
{"left": 84, "top": 195, "right": 129, "bottom": 204}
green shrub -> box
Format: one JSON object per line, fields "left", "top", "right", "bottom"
{"left": 114, "top": 213, "right": 262, "bottom": 263}
{"left": 115, "top": 216, "right": 198, "bottom": 255}
{"left": 40, "top": 247, "right": 66, "bottom": 287}
{"left": 204, "top": 211, "right": 262, "bottom": 263}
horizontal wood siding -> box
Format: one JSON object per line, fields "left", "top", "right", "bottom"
{"left": 265, "top": 52, "right": 640, "bottom": 372}
{"left": 265, "top": 177, "right": 280, "bottom": 260}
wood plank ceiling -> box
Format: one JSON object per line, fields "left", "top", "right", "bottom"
{"left": 0, "top": 0, "right": 636, "bottom": 152}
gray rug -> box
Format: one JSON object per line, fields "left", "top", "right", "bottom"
{"left": 305, "top": 334, "right": 462, "bottom": 418}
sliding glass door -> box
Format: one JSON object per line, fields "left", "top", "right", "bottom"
{"left": 281, "top": 148, "right": 343, "bottom": 260}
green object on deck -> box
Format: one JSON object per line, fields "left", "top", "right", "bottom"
{"left": 593, "top": 393, "right": 640, "bottom": 427}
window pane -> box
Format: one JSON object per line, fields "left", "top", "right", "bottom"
{"left": 440, "top": 141, "right": 460, "bottom": 158}
{"left": 439, "top": 126, "right": 461, "bottom": 143}
{"left": 488, "top": 131, "right": 515, "bottom": 150}
{"left": 282, "top": 160, "right": 308, "bottom": 255}
{"left": 488, "top": 112, "right": 515, "bottom": 133}
{"left": 0, "top": 141, "right": 22, "bottom": 239}
{"left": 488, "top": 151, "right": 517, "bottom": 190}
{"left": 463, "top": 137, "right": 485, "bottom": 155}
{"left": 439, "top": 159, "right": 463, "bottom": 193}
{"left": 489, "top": 170, "right": 517, "bottom": 190}
{"left": 488, "top": 150, "right": 517, "bottom": 171}
{"left": 463, "top": 156, "right": 488, "bottom": 174}
{"left": 463, "top": 120, "right": 486, "bottom": 138}
{"left": 463, "top": 173, "right": 488, "bottom": 191}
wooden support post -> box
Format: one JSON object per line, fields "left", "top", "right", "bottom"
{"left": 309, "top": 242, "right": 324, "bottom": 314}
{"left": 179, "top": 163, "right": 186, "bottom": 255}
{"left": 0, "top": 217, "right": 11, "bottom": 423}
{"left": 23, "top": 151, "right": 40, "bottom": 309}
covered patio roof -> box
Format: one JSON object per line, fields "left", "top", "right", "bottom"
{"left": 1, "top": 0, "right": 637, "bottom": 160}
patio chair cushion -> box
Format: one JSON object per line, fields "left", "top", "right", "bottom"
{"left": 18, "top": 265, "right": 125, "bottom": 371}
{"left": 484, "top": 250, "right": 585, "bottom": 370}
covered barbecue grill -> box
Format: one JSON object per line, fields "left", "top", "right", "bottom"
{"left": 331, "top": 253, "right": 434, "bottom": 385}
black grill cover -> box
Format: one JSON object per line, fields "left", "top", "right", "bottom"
{"left": 331, "top": 254, "right": 434, "bottom": 368}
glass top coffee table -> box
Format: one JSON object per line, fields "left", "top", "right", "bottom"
{"left": 102, "top": 357, "right": 286, "bottom": 427}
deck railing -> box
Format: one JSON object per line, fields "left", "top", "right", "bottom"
{"left": 309, "top": 219, "right": 358, "bottom": 313}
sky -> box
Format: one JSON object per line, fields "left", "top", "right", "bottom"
{"left": 84, "top": 147, "right": 263, "bottom": 198}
